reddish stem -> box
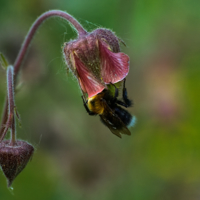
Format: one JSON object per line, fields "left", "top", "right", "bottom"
{"left": 0, "top": 10, "right": 88, "bottom": 137}
{"left": 7, "top": 66, "right": 15, "bottom": 115}
{"left": 0, "top": 66, "right": 15, "bottom": 143}
{"left": 0, "top": 101, "right": 8, "bottom": 138}
{"left": 14, "top": 10, "right": 87, "bottom": 75}
{"left": 10, "top": 116, "right": 16, "bottom": 146}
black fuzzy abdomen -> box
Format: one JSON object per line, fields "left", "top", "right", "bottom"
{"left": 114, "top": 106, "right": 132, "bottom": 126}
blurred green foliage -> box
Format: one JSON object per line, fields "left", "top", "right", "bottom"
{"left": 0, "top": 0, "right": 200, "bottom": 199}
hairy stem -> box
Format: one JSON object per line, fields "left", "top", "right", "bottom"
{"left": 10, "top": 117, "right": 16, "bottom": 146}
{"left": 0, "top": 10, "right": 88, "bottom": 137}
{"left": 7, "top": 66, "right": 15, "bottom": 116}
{"left": 7, "top": 66, "right": 16, "bottom": 145}
{"left": 14, "top": 10, "right": 87, "bottom": 75}
{"left": 0, "top": 66, "right": 15, "bottom": 142}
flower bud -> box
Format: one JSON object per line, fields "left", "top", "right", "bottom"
{"left": 63, "top": 28, "right": 129, "bottom": 98}
{"left": 0, "top": 140, "right": 34, "bottom": 187}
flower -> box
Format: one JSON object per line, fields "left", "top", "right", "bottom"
{"left": 63, "top": 28, "right": 129, "bottom": 98}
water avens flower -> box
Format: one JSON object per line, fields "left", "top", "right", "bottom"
{"left": 0, "top": 10, "right": 133, "bottom": 186}
{"left": 63, "top": 28, "right": 130, "bottom": 98}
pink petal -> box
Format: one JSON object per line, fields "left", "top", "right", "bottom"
{"left": 73, "top": 54, "right": 105, "bottom": 98}
{"left": 99, "top": 40, "right": 129, "bottom": 84}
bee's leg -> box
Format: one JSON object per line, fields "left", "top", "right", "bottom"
{"left": 81, "top": 96, "right": 96, "bottom": 116}
{"left": 116, "top": 99, "right": 128, "bottom": 108}
{"left": 122, "top": 78, "right": 132, "bottom": 107}
{"left": 115, "top": 79, "right": 132, "bottom": 107}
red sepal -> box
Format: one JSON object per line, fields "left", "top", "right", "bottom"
{"left": 99, "top": 40, "right": 129, "bottom": 84}
{"left": 73, "top": 54, "right": 105, "bottom": 97}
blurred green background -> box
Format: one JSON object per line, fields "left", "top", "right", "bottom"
{"left": 0, "top": 0, "right": 200, "bottom": 199}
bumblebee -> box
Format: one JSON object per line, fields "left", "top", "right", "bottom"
{"left": 82, "top": 79, "right": 135, "bottom": 138}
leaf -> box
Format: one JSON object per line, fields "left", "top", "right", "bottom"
{"left": 0, "top": 53, "right": 9, "bottom": 69}
{"left": 14, "top": 107, "right": 22, "bottom": 128}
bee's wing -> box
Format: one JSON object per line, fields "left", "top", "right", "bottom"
{"left": 100, "top": 114, "right": 122, "bottom": 138}
{"left": 100, "top": 100, "right": 131, "bottom": 138}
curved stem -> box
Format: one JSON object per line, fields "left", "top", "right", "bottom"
{"left": 0, "top": 10, "right": 88, "bottom": 137}
{"left": 14, "top": 10, "right": 87, "bottom": 75}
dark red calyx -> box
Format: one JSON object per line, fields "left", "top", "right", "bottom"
{"left": 0, "top": 140, "right": 34, "bottom": 187}
{"left": 63, "top": 28, "right": 129, "bottom": 98}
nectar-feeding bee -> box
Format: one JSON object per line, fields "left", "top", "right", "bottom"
{"left": 82, "top": 79, "right": 135, "bottom": 138}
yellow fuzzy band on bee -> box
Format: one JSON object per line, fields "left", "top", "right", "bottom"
{"left": 88, "top": 93, "right": 105, "bottom": 115}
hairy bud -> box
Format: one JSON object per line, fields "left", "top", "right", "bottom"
{"left": 0, "top": 140, "right": 34, "bottom": 187}
{"left": 63, "top": 28, "right": 129, "bottom": 98}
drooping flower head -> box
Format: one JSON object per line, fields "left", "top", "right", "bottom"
{"left": 0, "top": 140, "right": 34, "bottom": 187}
{"left": 63, "top": 28, "right": 129, "bottom": 98}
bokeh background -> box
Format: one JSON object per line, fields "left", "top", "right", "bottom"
{"left": 0, "top": 0, "right": 200, "bottom": 199}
